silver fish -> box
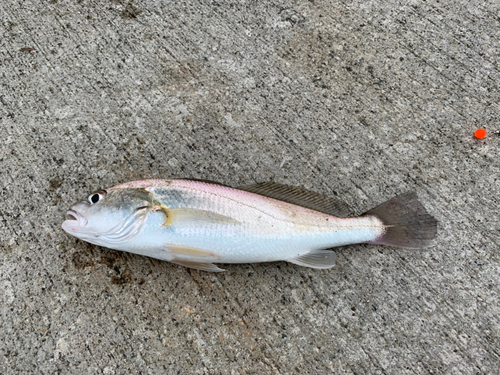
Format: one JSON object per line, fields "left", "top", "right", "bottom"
{"left": 62, "top": 179, "right": 437, "bottom": 272}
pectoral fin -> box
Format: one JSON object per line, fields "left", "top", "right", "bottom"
{"left": 156, "top": 207, "right": 239, "bottom": 226}
{"left": 170, "top": 259, "right": 226, "bottom": 272}
{"left": 287, "top": 249, "right": 336, "bottom": 269}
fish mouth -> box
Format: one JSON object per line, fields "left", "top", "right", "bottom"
{"left": 65, "top": 210, "right": 78, "bottom": 221}
{"left": 62, "top": 209, "right": 88, "bottom": 232}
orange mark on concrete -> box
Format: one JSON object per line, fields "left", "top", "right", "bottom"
{"left": 475, "top": 129, "right": 487, "bottom": 139}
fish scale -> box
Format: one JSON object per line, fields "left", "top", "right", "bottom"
{"left": 62, "top": 179, "right": 438, "bottom": 272}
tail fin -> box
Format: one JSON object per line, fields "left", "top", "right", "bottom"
{"left": 365, "top": 192, "right": 437, "bottom": 249}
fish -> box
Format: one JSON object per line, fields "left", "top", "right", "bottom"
{"left": 61, "top": 179, "right": 438, "bottom": 272}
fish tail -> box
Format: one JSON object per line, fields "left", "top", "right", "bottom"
{"left": 365, "top": 192, "right": 438, "bottom": 249}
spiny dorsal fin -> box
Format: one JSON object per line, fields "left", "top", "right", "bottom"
{"left": 184, "top": 179, "right": 230, "bottom": 187}
{"left": 287, "top": 249, "right": 337, "bottom": 269}
{"left": 237, "top": 182, "right": 350, "bottom": 218}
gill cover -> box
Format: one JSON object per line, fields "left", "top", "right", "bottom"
{"left": 62, "top": 188, "right": 152, "bottom": 245}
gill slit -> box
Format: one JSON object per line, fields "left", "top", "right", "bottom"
{"left": 97, "top": 207, "right": 149, "bottom": 244}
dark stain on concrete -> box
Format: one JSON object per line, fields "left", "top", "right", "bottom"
{"left": 120, "top": 1, "right": 142, "bottom": 20}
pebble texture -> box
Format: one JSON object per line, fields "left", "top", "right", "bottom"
{"left": 1, "top": 0, "right": 499, "bottom": 373}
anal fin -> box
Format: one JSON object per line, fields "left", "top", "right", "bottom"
{"left": 170, "top": 260, "right": 226, "bottom": 272}
{"left": 287, "top": 249, "right": 336, "bottom": 269}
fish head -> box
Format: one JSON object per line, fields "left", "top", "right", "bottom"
{"left": 62, "top": 187, "right": 153, "bottom": 245}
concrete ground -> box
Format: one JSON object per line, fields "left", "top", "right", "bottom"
{"left": 1, "top": 0, "right": 499, "bottom": 373}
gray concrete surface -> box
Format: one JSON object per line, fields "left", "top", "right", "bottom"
{"left": 1, "top": 0, "right": 499, "bottom": 373}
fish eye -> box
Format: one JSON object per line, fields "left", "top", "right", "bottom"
{"left": 88, "top": 190, "right": 107, "bottom": 205}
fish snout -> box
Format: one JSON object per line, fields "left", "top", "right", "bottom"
{"left": 62, "top": 209, "right": 88, "bottom": 232}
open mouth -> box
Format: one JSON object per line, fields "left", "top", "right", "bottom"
{"left": 62, "top": 209, "right": 88, "bottom": 230}
{"left": 66, "top": 210, "right": 78, "bottom": 221}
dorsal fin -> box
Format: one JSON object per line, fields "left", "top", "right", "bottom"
{"left": 184, "top": 179, "right": 230, "bottom": 187}
{"left": 237, "top": 182, "right": 350, "bottom": 217}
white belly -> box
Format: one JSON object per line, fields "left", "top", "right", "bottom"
{"left": 115, "top": 211, "right": 382, "bottom": 264}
